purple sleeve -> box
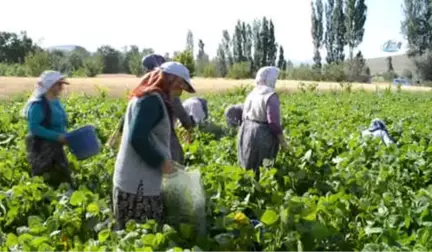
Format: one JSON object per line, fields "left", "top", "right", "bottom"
{"left": 266, "top": 94, "right": 283, "bottom": 136}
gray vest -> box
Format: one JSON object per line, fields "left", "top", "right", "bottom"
{"left": 243, "top": 90, "right": 275, "bottom": 122}
{"left": 113, "top": 93, "right": 171, "bottom": 195}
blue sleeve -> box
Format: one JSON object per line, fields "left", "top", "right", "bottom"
{"left": 60, "top": 102, "right": 68, "bottom": 128}
{"left": 28, "top": 103, "right": 61, "bottom": 141}
{"left": 129, "top": 95, "right": 166, "bottom": 168}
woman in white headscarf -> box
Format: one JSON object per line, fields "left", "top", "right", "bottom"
{"left": 22, "top": 70, "right": 75, "bottom": 189}
{"left": 182, "top": 97, "right": 209, "bottom": 126}
{"left": 237, "top": 66, "right": 288, "bottom": 178}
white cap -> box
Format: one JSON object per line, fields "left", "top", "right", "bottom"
{"left": 159, "top": 62, "right": 195, "bottom": 93}
{"left": 38, "top": 70, "right": 69, "bottom": 89}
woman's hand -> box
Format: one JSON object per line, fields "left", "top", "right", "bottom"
{"left": 278, "top": 135, "right": 289, "bottom": 151}
{"left": 161, "top": 160, "right": 175, "bottom": 174}
{"left": 184, "top": 130, "right": 193, "bottom": 143}
{"left": 58, "top": 134, "right": 68, "bottom": 145}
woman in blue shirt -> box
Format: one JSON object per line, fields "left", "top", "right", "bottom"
{"left": 22, "top": 70, "right": 74, "bottom": 189}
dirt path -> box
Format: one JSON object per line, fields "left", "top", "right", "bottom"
{"left": 1, "top": 75, "right": 430, "bottom": 99}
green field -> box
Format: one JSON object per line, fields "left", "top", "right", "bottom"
{"left": 1, "top": 88, "right": 432, "bottom": 251}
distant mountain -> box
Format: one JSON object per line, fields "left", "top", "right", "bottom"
{"left": 366, "top": 54, "right": 415, "bottom": 75}
{"left": 46, "top": 45, "right": 84, "bottom": 53}
{"left": 292, "top": 54, "right": 415, "bottom": 75}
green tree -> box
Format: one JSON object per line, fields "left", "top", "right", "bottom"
{"left": 173, "top": 50, "right": 195, "bottom": 77}
{"left": 123, "top": 45, "right": 140, "bottom": 74}
{"left": 232, "top": 20, "right": 245, "bottom": 63}
{"left": 260, "top": 17, "right": 269, "bottom": 67}
{"left": 227, "top": 62, "right": 251, "bottom": 79}
{"left": 344, "top": 0, "right": 367, "bottom": 59}
{"left": 83, "top": 54, "right": 104, "bottom": 77}
{"left": 49, "top": 50, "right": 72, "bottom": 74}
{"left": 222, "top": 30, "right": 233, "bottom": 67}
{"left": 68, "top": 46, "right": 90, "bottom": 71}
{"left": 0, "top": 31, "right": 37, "bottom": 64}
{"left": 277, "top": 45, "right": 286, "bottom": 70}
{"left": 215, "top": 44, "right": 228, "bottom": 77}
{"left": 287, "top": 60, "right": 294, "bottom": 69}
{"left": 347, "top": 50, "right": 368, "bottom": 81}
{"left": 25, "top": 49, "right": 51, "bottom": 77}
{"left": 402, "top": 68, "right": 413, "bottom": 79}
{"left": 186, "top": 30, "right": 194, "bottom": 54}
{"left": 244, "top": 23, "right": 254, "bottom": 74}
{"left": 311, "top": 0, "right": 324, "bottom": 70}
{"left": 128, "top": 50, "right": 144, "bottom": 77}
{"left": 401, "top": 0, "right": 432, "bottom": 57}
{"left": 267, "top": 20, "right": 277, "bottom": 66}
{"left": 196, "top": 39, "right": 210, "bottom": 76}
{"left": 141, "top": 48, "right": 154, "bottom": 57}
{"left": 97, "top": 45, "right": 122, "bottom": 74}
{"left": 325, "top": 0, "right": 336, "bottom": 64}
{"left": 386, "top": 56, "right": 394, "bottom": 72}
{"left": 252, "top": 19, "right": 263, "bottom": 72}
{"left": 333, "top": 0, "right": 346, "bottom": 63}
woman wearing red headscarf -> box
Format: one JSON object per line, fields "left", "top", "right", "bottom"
{"left": 112, "top": 62, "right": 196, "bottom": 229}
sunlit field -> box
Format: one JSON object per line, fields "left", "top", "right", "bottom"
{"left": 1, "top": 74, "right": 430, "bottom": 99}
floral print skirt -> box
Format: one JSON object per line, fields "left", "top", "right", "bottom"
{"left": 25, "top": 135, "right": 74, "bottom": 188}
{"left": 112, "top": 180, "right": 164, "bottom": 230}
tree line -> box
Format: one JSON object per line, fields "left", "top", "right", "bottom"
{"left": 401, "top": 0, "right": 432, "bottom": 82}
{"left": 0, "top": 0, "right": 429, "bottom": 82}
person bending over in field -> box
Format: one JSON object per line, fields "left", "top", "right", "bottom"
{"left": 22, "top": 70, "right": 75, "bottom": 189}
{"left": 225, "top": 103, "right": 244, "bottom": 127}
{"left": 182, "top": 97, "right": 209, "bottom": 126}
{"left": 113, "top": 62, "right": 196, "bottom": 230}
{"left": 237, "top": 66, "right": 288, "bottom": 179}
{"left": 107, "top": 54, "right": 195, "bottom": 164}
{"left": 361, "top": 119, "right": 396, "bottom": 147}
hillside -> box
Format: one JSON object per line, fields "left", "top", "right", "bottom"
{"left": 46, "top": 45, "right": 81, "bottom": 53}
{"left": 366, "top": 54, "right": 415, "bottom": 75}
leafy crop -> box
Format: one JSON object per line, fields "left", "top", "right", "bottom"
{"left": 1, "top": 90, "right": 432, "bottom": 251}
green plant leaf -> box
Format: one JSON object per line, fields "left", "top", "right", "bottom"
{"left": 70, "top": 191, "right": 86, "bottom": 206}
{"left": 260, "top": 210, "right": 279, "bottom": 225}
{"left": 98, "top": 229, "right": 111, "bottom": 243}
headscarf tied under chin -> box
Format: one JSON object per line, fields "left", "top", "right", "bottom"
{"left": 129, "top": 69, "right": 175, "bottom": 123}
{"left": 21, "top": 70, "right": 68, "bottom": 119}
{"left": 254, "top": 66, "right": 280, "bottom": 94}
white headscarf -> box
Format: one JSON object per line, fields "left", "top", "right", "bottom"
{"left": 21, "top": 70, "right": 68, "bottom": 118}
{"left": 254, "top": 66, "right": 280, "bottom": 94}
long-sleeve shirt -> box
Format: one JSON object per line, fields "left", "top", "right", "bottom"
{"left": 27, "top": 99, "right": 67, "bottom": 141}
{"left": 129, "top": 94, "right": 167, "bottom": 168}
{"left": 266, "top": 94, "right": 283, "bottom": 136}
{"left": 172, "top": 96, "right": 194, "bottom": 129}
{"left": 114, "top": 92, "right": 171, "bottom": 196}
{"left": 243, "top": 90, "right": 283, "bottom": 136}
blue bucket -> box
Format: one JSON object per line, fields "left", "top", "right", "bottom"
{"left": 66, "top": 125, "right": 101, "bottom": 160}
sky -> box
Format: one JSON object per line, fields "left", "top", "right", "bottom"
{"left": 1, "top": 0, "right": 407, "bottom": 63}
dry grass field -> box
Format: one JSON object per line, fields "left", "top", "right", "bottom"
{"left": 0, "top": 74, "right": 431, "bottom": 100}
